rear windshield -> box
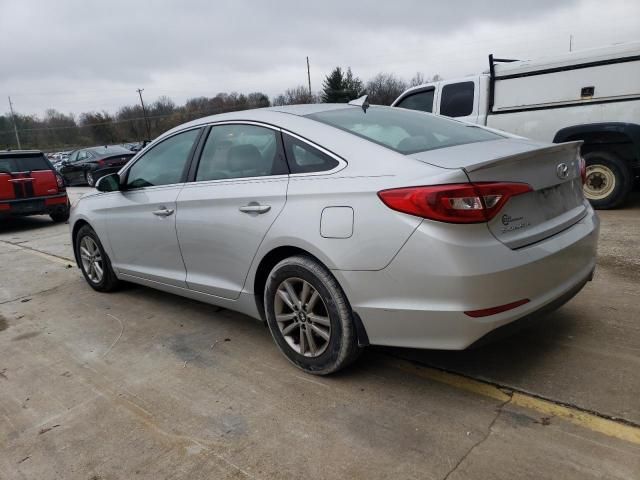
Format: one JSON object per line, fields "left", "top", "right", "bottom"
{"left": 0, "top": 154, "right": 50, "bottom": 173}
{"left": 306, "top": 106, "right": 502, "bottom": 155}
{"left": 89, "top": 146, "right": 132, "bottom": 156}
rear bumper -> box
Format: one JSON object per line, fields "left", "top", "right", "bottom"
{"left": 0, "top": 193, "right": 69, "bottom": 217}
{"left": 334, "top": 204, "right": 599, "bottom": 350}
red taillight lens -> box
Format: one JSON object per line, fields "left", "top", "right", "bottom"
{"left": 378, "top": 182, "right": 532, "bottom": 224}
{"left": 98, "top": 159, "right": 105, "bottom": 167}
{"left": 55, "top": 174, "right": 65, "bottom": 191}
{"left": 579, "top": 157, "right": 586, "bottom": 185}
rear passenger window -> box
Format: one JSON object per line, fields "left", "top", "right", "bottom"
{"left": 440, "top": 82, "right": 475, "bottom": 117}
{"left": 283, "top": 135, "right": 339, "bottom": 174}
{"left": 196, "top": 124, "right": 288, "bottom": 181}
{"left": 396, "top": 89, "right": 434, "bottom": 113}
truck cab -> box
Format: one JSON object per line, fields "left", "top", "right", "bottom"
{"left": 392, "top": 42, "right": 640, "bottom": 209}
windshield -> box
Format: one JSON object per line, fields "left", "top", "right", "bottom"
{"left": 0, "top": 154, "right": 50, "bottom": 173}
{"left": 306, "top": 106, "right": 502, "bottom": 155}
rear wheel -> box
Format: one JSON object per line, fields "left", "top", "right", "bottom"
{"left": 85, "top": 170, "right": 96, "bottom": 187}
{"left": 583, "top": 151, "right": 633, "bottom": 209}
{"left": 264, "top": 255, "right": 362, "bottom": 375}
{"left": 50, "top": 203, "right": 70, "bottom": 223}
{"left": 76, "top": 225, "right": 119, "bottom": 292}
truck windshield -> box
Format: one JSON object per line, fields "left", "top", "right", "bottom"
{"left": 306, "top": 106, "right": 502, "bottom": 155}
{"left": 0, "top": 154, "right": 50, "bottom": 173}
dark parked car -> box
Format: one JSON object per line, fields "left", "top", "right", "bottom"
{"left": 0, "top": 150, "right": 70, "bottom": 222}
{"left": 59, "top": 145, "right": 135, "bottom": 187}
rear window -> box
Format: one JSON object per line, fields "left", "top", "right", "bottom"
{"left": 440, "top": 82, "right": 475, "bottom": 117}
{"left": 0, "top": 154, "right": 50, "bottom": 173}
{"left": 89, "top": 146, "right": 132, "bottom": 156}
{"left": 306, "top": 106, "right": 501, "bottom": 155}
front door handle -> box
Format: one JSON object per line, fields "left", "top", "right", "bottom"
{"left": 239, "top": 204, "right": 271, "bottom": 214}
{"left": 152, "top": 207, "right": 175, "bottom": 217}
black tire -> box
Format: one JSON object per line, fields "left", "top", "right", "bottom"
{"left": 264, "top": 255, "right": 362, "bottom": 375}
{"left": 50, "top": 203, "right": 70, "bottom": 223}
{"left": 583, "top": 151, "right": 633, "bottom": 209}
{"left": 75, "top": 225, "right": 120, "bottom": 292}
{"left": 85, "top": 170, "right": 95, "bottom": 187}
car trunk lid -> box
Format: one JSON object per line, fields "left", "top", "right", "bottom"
{"left": 466, "top": 142, "right": 585, "bottom": 249}
{"left": 98, "top": 154, "right": 134, "bottom": 168}
{"left": 410, "top": 139, "right": 586, "bottom": 249}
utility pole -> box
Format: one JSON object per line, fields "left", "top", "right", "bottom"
{"left": 7, "top": 96, "right": 21, "bottom": 149}
{"left": 136, "top": 88, "right": 151, "bottom": 140}
{"left": 306, "top": 57, "right": 312, "bottom": 97}
{"left": 569, "top": 34, "right": 573, "bottom": 52}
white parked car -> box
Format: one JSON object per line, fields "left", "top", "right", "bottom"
{"left": 393, "top": 42, "right": 640, "bottom": 209}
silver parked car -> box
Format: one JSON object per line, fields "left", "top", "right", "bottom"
{"left": 69, "top": 102, "right": 599, "bottom": 374}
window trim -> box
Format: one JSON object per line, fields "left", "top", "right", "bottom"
{"left": 187, "top": 121, "right": 289, "bottom": 184}
{"left": 395, "top": 86, "right": 436, "bottom": 112}
{"left": 119, "top": 126, "right": 204, "bottom": 190}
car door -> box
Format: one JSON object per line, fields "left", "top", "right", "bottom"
{"left": 60, "top": 150, "right": 80, "bottom": 184}
{"left": 102, "top": 127, "right": 202, "bottom": 287}
{"left": 176, "top": 123, "right": 289, "bottom": 299}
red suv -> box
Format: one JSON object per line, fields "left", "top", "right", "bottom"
{"left": 0, "top": 150, "right": 70, "bottom": 223}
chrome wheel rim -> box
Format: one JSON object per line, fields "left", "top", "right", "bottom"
{"left": 87, "top": 172, "right": 94, "bottom": 186}
{"left": 274, "top": 278, "right": 331, "bottom": 357}
{"left": 79, "top": 236, "right": 104, "bottom": 284}
{"left": 584, "top": 165, "right": 615, "bottom": 200}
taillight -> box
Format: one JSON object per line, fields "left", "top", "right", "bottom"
{"left": 98, "top": 159, "right": 105, "bottom": 167}
{"left": 378, "top": 182, "right": 532, "bottom": 224}
{"left": 579, "top": 157, "right": 586, "bottom": 185}
{"left": 55, "top": 174, "right": 66, "bottom": 191}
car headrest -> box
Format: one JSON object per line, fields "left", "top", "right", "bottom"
{"left": 227, "top": 144, "right": 262, "bottom": 172}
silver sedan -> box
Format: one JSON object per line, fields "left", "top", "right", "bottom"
{"left": 69, "top": 102, "right": 599, "bottom": 374}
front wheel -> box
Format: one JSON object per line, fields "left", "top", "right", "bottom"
{"left": 75, "top": 225, "right": 120, "bottom": 292}
{"left": 264, "top": 255, "right": 362, "bottom": 375}
{"left": 583, "top": 151, "right": 633, "bottom": 209}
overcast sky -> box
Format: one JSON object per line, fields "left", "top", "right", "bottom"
{"left": 1, "top": 0, "right": 638, "bottom": 116}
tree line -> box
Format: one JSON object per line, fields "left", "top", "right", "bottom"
{"left": 0, "top": 68, "right": 440, "bottom": 151}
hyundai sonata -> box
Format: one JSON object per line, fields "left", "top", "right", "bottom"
{"left": 69, "top": 101, "right": 599, "bottom": 374}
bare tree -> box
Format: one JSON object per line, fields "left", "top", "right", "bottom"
{"left": 365, "top": 73, "right": 407, "bottom": 105}
{"left": 409, "top": 72, "right": 426, "bottom": 87}
{"left": 273, "top": 85, "right": 317, "bottom": 105}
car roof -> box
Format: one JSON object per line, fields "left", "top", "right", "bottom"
{"left": 0, "top": 150, "right": 43, "bottom": 157}
{"left": 157, "top": 103, "right": 363, "bottom": 139}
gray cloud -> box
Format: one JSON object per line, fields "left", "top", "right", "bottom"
{"left": 1, "top": 0, "right": 638, "bottom": 115}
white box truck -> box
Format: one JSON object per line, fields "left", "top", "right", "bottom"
{"left": 392, "top": 42, "right": 640, "bottom": 208}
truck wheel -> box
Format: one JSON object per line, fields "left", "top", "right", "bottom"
{"left": 50, "top": 203, "right": 70, "bottom": 223}
{"left": 583, "top": 151, "right": 633, "bottom": 209}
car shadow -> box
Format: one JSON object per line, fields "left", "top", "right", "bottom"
{"left": 0, "top": 215, "right": 58, "bottom": 234}
{"left": 377, "top": 308, "right": 580, "bottom": 385}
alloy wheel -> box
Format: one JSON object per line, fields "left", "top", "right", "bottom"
{"left": 79, "top": 236, "right": 104, "bottom": 284}
{"left": 274, "top": 277, "right": 331, "bottom": 357}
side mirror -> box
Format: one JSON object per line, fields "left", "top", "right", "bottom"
{"left": 96, "top": 173, "right": 121, "bottom": 193}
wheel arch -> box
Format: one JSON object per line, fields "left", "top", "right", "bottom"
{"left": 252, "top": 244, "right": 370, "bottom": 347}
{"left": 553, "top": 122, "right": 640, "bottom": 165}
{"left": 71, "top": 218, "right": 92, "bottom": 268}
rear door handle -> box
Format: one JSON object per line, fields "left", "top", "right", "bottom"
{"left": 152, "top": 207, "right": 175, "bottom": 217}
{"left": 239, "top": 204, "right": 271, "bottom": 214}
